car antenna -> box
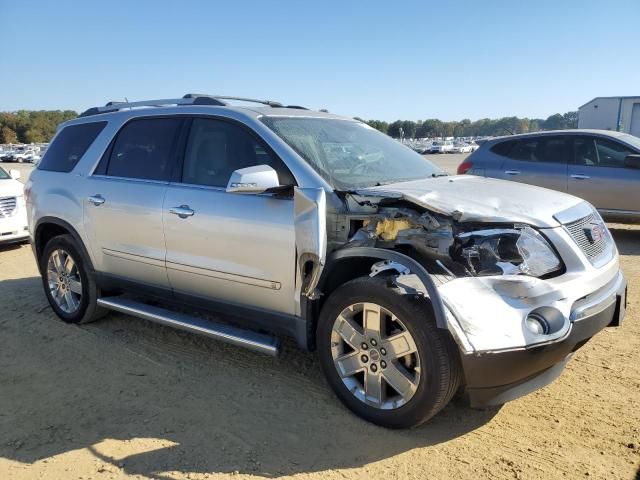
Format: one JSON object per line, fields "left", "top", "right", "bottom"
{"left": 502, "top": 127, "right": 514, "bottom": 135}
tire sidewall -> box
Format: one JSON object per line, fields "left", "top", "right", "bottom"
{"left": 40, "top": 235, "right": 93, "bottom": 324}
{"left": 317, "top": 277, "right": 456, "bottom": 429}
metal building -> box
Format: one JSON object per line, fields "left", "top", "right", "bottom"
{"left": 578, "top": 96, "right": 640, "bottom": 137}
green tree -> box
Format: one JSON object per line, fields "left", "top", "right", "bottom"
{"left": 542, "top": 113, "right": 565, "bottom": 130}
{"left": 563, "top": 111, "right": 578, "bottom": 128}
{"left": 0, "top": 126, "right": 18, "bottom": 144}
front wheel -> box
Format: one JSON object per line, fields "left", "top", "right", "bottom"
{"left": 317, "top": 276, "right": 461, "bottom": 428}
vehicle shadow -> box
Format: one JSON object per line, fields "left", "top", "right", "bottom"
{"left": 0, "top": 275, "right": 500, "bottom": 478}
{"left": 609, "top": 226, "right": 640, "bottom": 256}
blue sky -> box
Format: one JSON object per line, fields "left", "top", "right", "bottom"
{"left": 1, "top": 0, "right": 638, "bottom": 121}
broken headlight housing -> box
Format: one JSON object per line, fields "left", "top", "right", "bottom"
{"left": 455, "top": 226, "right": 562, "bottom": 277}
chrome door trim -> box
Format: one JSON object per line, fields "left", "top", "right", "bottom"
{"left": 166, "top": 261, "right": 281, "bottom": 290}
{"left": 90, "top": 174, "right": 170, "bottom": 185}
{"left": 103, "top": 248, "right": 165, "bottom": 268}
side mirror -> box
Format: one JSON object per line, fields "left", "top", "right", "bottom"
{"left": 9, "top": 169, "right": 21, "bottom": 180}
{"left": 624, "top": 154, "right": 640, "bottom": 169}
{"left": 226, "top": 165, "right": 281, "bottom": 194}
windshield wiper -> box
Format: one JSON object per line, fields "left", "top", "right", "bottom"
{"left": 431, "top": 172, "right": 449, "bottom": 177}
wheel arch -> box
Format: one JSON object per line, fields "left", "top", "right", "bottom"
{"left": 34, "top": 217, "right": 95, "bottom": 274}
{"left": 305, "top": 247, "right": 449, "bottom": 350}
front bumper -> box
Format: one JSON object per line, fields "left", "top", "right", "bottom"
{"left": 0, "top": 214, "right": 29, "bottom": 245}
{"left": 462, "top": 270, "right": 627, "bottom": 407}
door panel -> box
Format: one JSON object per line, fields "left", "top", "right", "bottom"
{"left": 499, "top": 136, "right": 569, "bottom": 192}
{"left": 82, "top": 116, "right": 182, "bottom": 287}
{"left": 568, "top": 136, "right": 640, "bottom": 212}
{"left": 83, "top": 177, "right": 170, "bottom": 287}
{"left": 163, "top": 185, "right": 296, "bottom": 314}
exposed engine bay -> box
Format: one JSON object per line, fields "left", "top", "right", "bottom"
{"left": 330, "top": 192, "right": 563, "bottom": 281}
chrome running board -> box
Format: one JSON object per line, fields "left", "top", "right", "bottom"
{"left": 97, "top": 297, "right": 280, "bottom": 357}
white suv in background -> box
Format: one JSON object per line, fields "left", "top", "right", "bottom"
{"left": 0, "top": 166, "right": 29, "bottom": 245}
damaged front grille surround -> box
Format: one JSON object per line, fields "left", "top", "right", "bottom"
{"left": 563, "top": 212, "right": 611, "bottom": 264}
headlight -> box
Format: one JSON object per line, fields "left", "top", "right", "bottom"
{"left": 456, "top": 226, "right": 562, "bottom": 277}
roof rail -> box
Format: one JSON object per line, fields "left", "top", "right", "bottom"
{"left": 191, "top": 95, "right": 283, "bottom": 108}
{"left": 79, "top": 95, "right": 226, "bottom": 117}
{"left": 79, "top": 94, "right": 299, "bottom": 118}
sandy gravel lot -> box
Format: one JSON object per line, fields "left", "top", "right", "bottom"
{"left": 0, "top": 164, "right": 638, "bottom": 480}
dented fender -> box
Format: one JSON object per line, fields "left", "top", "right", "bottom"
{"left": 294, "top": 187, "right": 327, "bottom": 304}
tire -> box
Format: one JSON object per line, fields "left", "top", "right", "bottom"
{"left": 39, "top": 234, "right": 106, "bottom": 324}
{"left": 317, "top": 276, "right": 461, "bottom": 429}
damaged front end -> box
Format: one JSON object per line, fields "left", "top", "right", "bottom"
{"left": 335, "top": 192, "right": 564, "bottom": 287}
{"left": 316, "top": 189, "right": 625, "bottom": 407}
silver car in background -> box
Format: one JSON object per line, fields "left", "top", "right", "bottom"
{"left": 458, "top": 130, "right": 640, "bottom": 222}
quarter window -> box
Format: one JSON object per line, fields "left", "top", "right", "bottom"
{"left": 490, "top": 140, "right": 516, "bottom": 157}
{"left": 182, "top": 118, "right": 295, "bottom": 188}
{"left": 38, "top": 121, "right": 107, "bottom": 172}
{"left": 106, "top": 118, "right": 182, "bottom": 181}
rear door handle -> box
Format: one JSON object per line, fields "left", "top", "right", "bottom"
{"left": 504, "top": 170, "right": 520, "bottom": 175}
{"left": 169, "top": 205, "right": 195, "bottom": 218}
{"left": 88, "top": 195, "right": 105, "bottom": 206}
{"left": 571, "top": 174, "right": 591, "bottom": 180}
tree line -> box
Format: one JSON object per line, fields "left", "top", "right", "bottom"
{"left": 0, "top": 110, "right": 78, "bottom": 144}
{"left": 0, "top": 109, "right": 579, "bottom": 144}
{"left": 356, "top": 111, "right": 578, "bottom": 138}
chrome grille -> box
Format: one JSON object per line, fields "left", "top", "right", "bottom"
{"left": 564, "top": 212, "right": 609, "bottom": 262}
{"left": 0, "top": 196, "right": 17, "bottom": 218}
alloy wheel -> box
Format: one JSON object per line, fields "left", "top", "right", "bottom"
{"left": 46, "top": 249, "right": 83, "bottom": 314}
{"left": 330, "top": 302, "right": 421, "bottom": 410}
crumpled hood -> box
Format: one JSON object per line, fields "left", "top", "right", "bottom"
{"left": 359, "top": 175, "right": 585, "bottom": 228}
{"left": 0, "top": 179, "right": 24, "bottom": 198}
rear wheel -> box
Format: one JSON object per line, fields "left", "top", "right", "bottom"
{"left": 317, "top": 276, "right": 461, "bottom": 428}
{"left": 40, "top": 234, "right": 106, "bottom": 324}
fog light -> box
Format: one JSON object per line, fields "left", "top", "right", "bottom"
{"left": 525, "top": 314, "right": 549, "bottom": 335}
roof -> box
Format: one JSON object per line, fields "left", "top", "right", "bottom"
{"left": 578, "top": 96, "right": 640, "bottom": 109}
{"left": 76, "top": 94, "right": 347, "bottom": 121}
{"left": 488, "top": 129, "right": 629, "bottom": 142}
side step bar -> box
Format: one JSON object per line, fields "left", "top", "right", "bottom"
{"left": 97, "top": 297, "right": 280, "bottom": 357}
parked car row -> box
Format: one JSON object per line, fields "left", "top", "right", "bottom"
{"left": 458, "top": 129, "right": 640, "bottom": 221}
{"left": 407, "top": 139, "right": 479, "bottom": 154}
{"left": 0, "top": 146, "right": 46, "bottom": 164}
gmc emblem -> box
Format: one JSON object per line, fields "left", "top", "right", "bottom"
{"left": 584, "top": 223, "right": 606, "bottom": 244}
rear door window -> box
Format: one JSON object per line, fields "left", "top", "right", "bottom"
{"left": 572, "top": 136, "right": 598, "bottom": 166}
{"left": 105, "top": 118, "right": 182, "bottom": 181}
{"left": 508, "top": 136, "right": 569, "bottom": 163}
{"left": 38, "top": 121, "right": 107, "bottom": 172}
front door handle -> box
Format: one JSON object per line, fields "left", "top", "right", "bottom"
{"left": 169, "top": 205, "right": 195, "bottom": 219}
{"left": 88, "top": 195, "right": 105, "bottom": 206}
{"left": 571, "top": 174, "right": 591, "bottom": 180}
{"left": 504, "top": 170, "right": 520, "bottom": 175}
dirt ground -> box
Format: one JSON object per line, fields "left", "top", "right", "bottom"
{"left": 0, "top": 225, "right": 639, "bottom": 480}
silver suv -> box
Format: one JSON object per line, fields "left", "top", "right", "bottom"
{"left": 26, "top": 95, "right": 627, "bottom": 428}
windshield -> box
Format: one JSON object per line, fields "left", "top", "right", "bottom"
{"left": 261, "top": 117, "right": 444, "bottom": 189}
{"left": 0, "top": 167, "right": 9, "bottom": 180}
{"left": 620, "top": 134, "right": 640, "bottom": 151}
